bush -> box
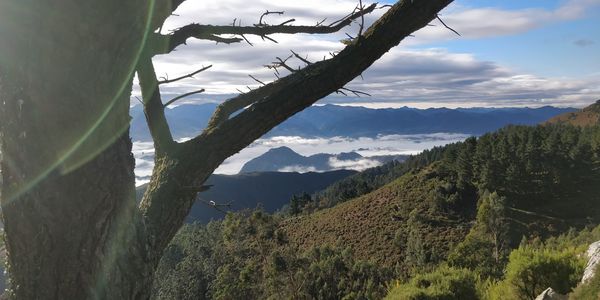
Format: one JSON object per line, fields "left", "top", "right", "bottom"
{"left": 490, "top": 245, "right": 585, "bottom": 300}
{"left": 448, "top": 235, "right": 498, "bottom": 279}
{"left": 293, "top": 246, "right": 391, "bottom": 300}
{"left": 385, "top": 266, "right": 480, "bottom": 300}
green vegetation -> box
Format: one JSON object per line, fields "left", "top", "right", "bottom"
{"left": 153, "top": 123, "right": 600, "bottom": 299}
{"left": 487, "top": 245, "right": 585, "bottom": 299}
{"left": 284, "top": 146, "right": 449, "bottom": 215}
{"left": 385, "top": 266, "right": 480, "bottom": 300}
{"left": 153, "top": 210, "right": 392, "bottom": 299}
{"left": 448, "top": 191, "right": 509, "bottom": 279}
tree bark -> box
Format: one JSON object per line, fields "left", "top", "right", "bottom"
{"left": 0, "top": 1, "right": 153, "bottom": 299}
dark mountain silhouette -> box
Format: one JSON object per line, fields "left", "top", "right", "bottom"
{"left": 135, "top": 170, "right": 356, "bottom": 223}
{"left": 239, "top": 146, "right": 406, "bottom": 173}
{"left": 129, "top": 103, "right": 575, "bottom": 141}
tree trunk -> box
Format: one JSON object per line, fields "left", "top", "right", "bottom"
{"left": 0, "top": 1, "right": 152, "bottom": 298}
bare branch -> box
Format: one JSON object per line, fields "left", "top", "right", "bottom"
{"left": 158, "top": 65, "right": 213, "bottom": 85}
{"left": 136, "top": 55, "right": 176, "bottom": 152}
{"left": 436, "top": 14, "right": 461, "bottom": 36}
{"left": 358, "top": 0, "right": 366, "bottom": 38}
{"left": 163, "top": 89, "right": 205, "bottom": 108}
{"left": 195, "top": 0, "right": 453, "bottom": 148}
{"left": 278, "top": 19, "right": 296, "bottom": 26}
{"left": 206, "top": 80, "right": 284, "bottom": 129}
{"left": 290, "top": 50, "right": 313, "bottom": 65}
{"left": 240, "top": 34, "right": 254, "bottom": 46}
{"left": 262, "top": 34, "right": 279, "bottom": 44}
{"left": 152, "top": 3, "right": 378, "bottom": 55}
{"left": 249, "top": 75, "right": 267, "bottom": 86}
{"left": 339, "top": 87, "right": 371, "bottom": 97}
{"left": 258, "top": 10, "right": 284, "bottom": 25}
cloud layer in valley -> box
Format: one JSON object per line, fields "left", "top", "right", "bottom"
{"left": 133, "top": 133, "right": 470, "bottom": 185}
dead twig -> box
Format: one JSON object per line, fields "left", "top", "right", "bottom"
{"left": 158, "top": 65, "right": 213, "bottom": 85}
{"left": 258, "top": 10, "right": 284, "bottom": 26}
{"left": 290, "top": 50, "right": 312, "bottom": 65}
{"left": 163, "top": 89, "right": 205, "bottom": 107}
{"left": 436, "top": 14, "right": 460, "bottom": 36}
{"left": 248, "top": 74, "right": 267, "bottom": 86}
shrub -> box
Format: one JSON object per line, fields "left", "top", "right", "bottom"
{"left": 496, "top": 245, "right": 585, "bottom": 299}
{"left": 385, "top": 266, "right": 480, "bottom": 300}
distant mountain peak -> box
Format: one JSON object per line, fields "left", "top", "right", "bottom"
{"left": 240, "top": 148, "right": 404, "bottom": 173}
{"left": 268, "top": 146, "right": 297, "bottom": 154}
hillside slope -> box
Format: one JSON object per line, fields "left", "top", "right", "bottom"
{"left": 282, "top": 124, "right": 600, "bottom": 272}
{"left": 546, "top": 100, "right": 600, "bottom": 126}
{"left": 282, "top": 166, "right": 473, "bottom": 270}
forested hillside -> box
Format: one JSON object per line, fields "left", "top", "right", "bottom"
{"left": 152, "top": 123, "right": 600, "bottom": 299}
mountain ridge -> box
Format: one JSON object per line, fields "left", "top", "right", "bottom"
{"left": 239, "top": 146, "right": 406, "bottom": 173}
{"left": 130, "top": 103, "right": 576, "bottom": 141}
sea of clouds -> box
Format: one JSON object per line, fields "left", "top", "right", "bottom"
{"left": 133, "top": 133, "right": 470, "bottom": 186}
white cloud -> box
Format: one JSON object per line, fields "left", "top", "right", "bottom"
{"left": 328, "top": 157, "right": 382, "bottom": 171}
{"left": 134, "top": 0, "right": 600, "bottom": 109}
{"left": 132, "top": 133, "right": 470, "bottom": 184}
{"left": 408, "top": 0, "right": 600, "bottom": 44}
{"left": 278, "top": 165, "right": 318, "bottom": 173}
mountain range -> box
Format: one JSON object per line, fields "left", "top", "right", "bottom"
{"left": 239, "top": 146, "right": 407, "bottom": 173}
{"left": 129, "top": 103, "right": 575, "bottom": 141}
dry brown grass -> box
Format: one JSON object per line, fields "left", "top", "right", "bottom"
{"left": 546, "top": 100, "right": 600, "bottom": 127}
{"left": 281, "top": 167, "right": 471, "bottom": 269}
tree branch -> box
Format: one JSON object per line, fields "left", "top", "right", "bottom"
{"left": 149, "top": 0, "right": 189, "bottom": 32}
{"left": 158, "top": 65, "right": 212, "bottom": 85}
{"left": 193, "top": 0, "right": 453, "bottom": 161}
{"left": 163, "top": 89, "right": 205, "bottom": 108}
{"left": 139, "top": 0, "right": 454, "bottom": 258}
{"left": 136, "top": 55, "right": 176, "bottom": 152}
{"left": 151, "top": 3, "right": 377, "bottom": 55}
{"left": 436, "top": 14, "right": 461, "bottom": 36}
{"left": 205, "top": 79, "right": 284, "bottom": 130}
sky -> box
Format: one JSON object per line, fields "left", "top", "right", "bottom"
{"left": 142, "top": 0, "right": 600, "bottom": 109}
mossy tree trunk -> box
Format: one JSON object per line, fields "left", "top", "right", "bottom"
{"left": 0, "top": 1, "right": 155, "bottom": 299}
